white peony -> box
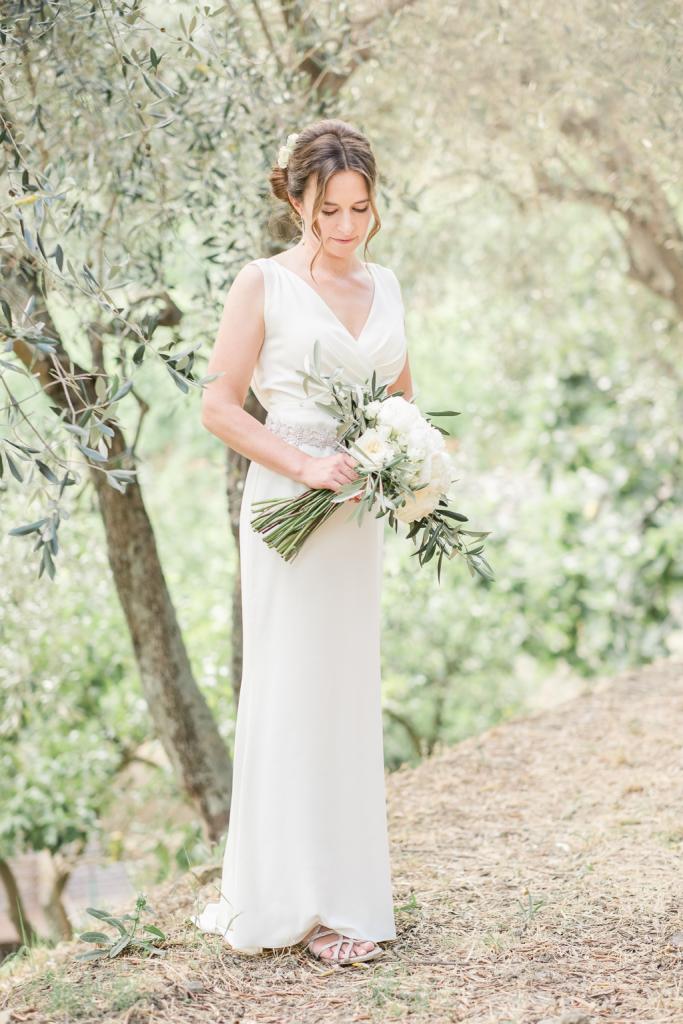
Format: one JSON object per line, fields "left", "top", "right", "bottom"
{"left": 411, "top": 422, "right": 445, "bottom": 454}
{"left": 405, "top": 423, "right": 432, "bottom": 462}
{"left": 430, "top": 450, "right": 456, "bottom": 492}
{"left": 376, "top": 396, "right": 421, "bottom": 435}
{"left": 404, "top": 440, "right": 454, "bottom": 488}
{"left": 428, "top": 426, "right": 446, "bottom": 452}
{"left": 399, "top": 448, "right": 456, "bottom": 512}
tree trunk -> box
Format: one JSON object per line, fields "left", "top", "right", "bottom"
{"left": 0, "top": 859, "right": 39, "bottom": 947}
{"left": 91, "top": 433, "right": 233, "bottom": 842}
{"left": 227, "top": 389, "right": 266, "bottom": 710}
{"left": 38, "top": 854, "right": 73, "bottom": 943}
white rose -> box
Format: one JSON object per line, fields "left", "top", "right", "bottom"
{"left": 351, "top": 428, "right": 395, "bottom": 470}
{"left": 377, "top": 396, "right": 420, "bottom": 434}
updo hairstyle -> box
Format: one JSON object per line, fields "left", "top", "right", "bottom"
{"left": 268, "top": 117, "right": 381, "bottom": 278}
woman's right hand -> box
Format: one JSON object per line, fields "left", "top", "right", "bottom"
{"left": 301, "top": 451, "right": 362, "bottom": 499}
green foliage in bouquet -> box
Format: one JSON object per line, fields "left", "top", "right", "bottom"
{"left": 251, "top": 342, "right": 494, "bottom": 583}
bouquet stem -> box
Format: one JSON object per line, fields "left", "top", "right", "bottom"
{"left": 251, "top": 488, "right": 342, "bottom": 561}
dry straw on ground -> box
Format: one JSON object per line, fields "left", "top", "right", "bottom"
{"left": 2, "top": 655, "right": 682, "bottom": 1023}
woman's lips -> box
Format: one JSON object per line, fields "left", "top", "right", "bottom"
{"left": 333, "top": 237, "right": 356, "bottom": 244}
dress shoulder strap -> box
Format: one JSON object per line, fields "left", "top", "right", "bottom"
{"left": 380, "top": 264, "right": 405, "bottom": 324}
{"left": 244, "top": 257, "right": 278, "bottom": 332}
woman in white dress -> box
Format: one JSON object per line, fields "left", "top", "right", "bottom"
{"left": 193, "top": 118, "right": 414, "bottom": 966}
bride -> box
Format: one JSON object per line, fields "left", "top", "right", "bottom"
{"left": 193, "top": 118, "right": 413, "bottom": 966}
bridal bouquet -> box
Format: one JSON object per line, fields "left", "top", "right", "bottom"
{"left": 250, "top": 342, "right": 494, "bottom": 582}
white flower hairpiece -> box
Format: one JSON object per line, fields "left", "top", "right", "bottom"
{"left": 277, "top": 132, "right": 300, "bottom": 170}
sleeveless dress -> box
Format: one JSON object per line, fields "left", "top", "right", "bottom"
{"left": 191, "top": 255, "right": 408, "bottom": 954}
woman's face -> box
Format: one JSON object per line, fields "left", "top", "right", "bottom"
{"left": 293, "top": 170, "right": 372, "bottom": 254}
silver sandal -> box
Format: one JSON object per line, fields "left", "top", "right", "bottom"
{"left": 305, "top": 924, "right": 385, "bottom": 965}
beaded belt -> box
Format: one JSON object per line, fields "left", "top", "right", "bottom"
{"left": 265, "top": 413, "right": 339, "bottom": 450}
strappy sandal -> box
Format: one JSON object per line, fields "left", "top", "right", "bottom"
{"left": 305, "top": 924, "right": 385, "bottom": 965}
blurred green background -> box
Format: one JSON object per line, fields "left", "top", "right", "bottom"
{"left": 1, "top": 0, "right": 680, "bottom": 951}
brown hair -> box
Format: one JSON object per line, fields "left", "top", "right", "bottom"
{"left": 268, "top": 118, "right": 381, "bottom": 279}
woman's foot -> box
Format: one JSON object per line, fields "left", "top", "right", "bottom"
{"left": 303, "top": 923, "right": 377, "bottom": 961}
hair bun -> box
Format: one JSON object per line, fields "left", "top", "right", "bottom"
{"left": 270, "top": 165, "right": 289, "bottom": 203}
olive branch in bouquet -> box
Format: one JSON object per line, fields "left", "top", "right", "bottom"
{"left": 250, "top": 341, "right": 494, "bottom": 583}
{"left": 297, "top": 342, "right": 494, "bottom": 582}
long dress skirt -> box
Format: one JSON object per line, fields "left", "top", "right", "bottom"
{"left": 192, "top": 434, "right": 397, "bottom": 953}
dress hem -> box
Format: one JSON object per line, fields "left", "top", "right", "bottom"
{"left": 190, "top": 910, "right": 397, "bottom": 956}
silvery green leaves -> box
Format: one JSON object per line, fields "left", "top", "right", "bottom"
{"left": 159, "top": 340, "right": 212, "bottom": 394}
{"left": 1, "top": 316, "right": 211, "bottom": 577}
{"left": 0, "top": 150, "right": 212, "bottom": 581}
{"left": 4, "top": 435, "right": 79, "bottom": 581}
{"left": 1, "top": 362, "right": 138, "bottom": 578}
{"left": 403, "top": 508, "right": 495, "bottom": 584}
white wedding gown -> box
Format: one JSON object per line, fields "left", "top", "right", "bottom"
{"left": 192, "top": 254, "right": 408, "bottom": 954}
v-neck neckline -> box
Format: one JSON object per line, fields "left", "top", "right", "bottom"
{"left": 270, "top": 258, "right": 378, "bottom": 344}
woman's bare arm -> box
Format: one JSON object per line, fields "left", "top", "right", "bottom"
{"left": 386, "top": 353, "right": 414, "bottom": 402}
{"left": 200, "top": 263, "right": 311, "bottom": 484}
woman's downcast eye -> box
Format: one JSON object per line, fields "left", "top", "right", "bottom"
{"left": 321, "top": 206, "right": 370, "bottom": 216}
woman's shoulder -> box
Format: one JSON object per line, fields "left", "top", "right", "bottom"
{"left": 237, "top": 257, "right": 276, "bottom": 294}
{"left": 228, "top": 258, "right": 267, "bottom": 290}
{"left": 242, "top": 255, "right": 268, "bottom": 273}
{"left": 241, "top": 255, "right": 284, "bottom": 285}
{"left": 234, "top": 257, "right": 278, "bottom": 321}
{"left": 222, "top": 260, "right": 268, "bottom": 314}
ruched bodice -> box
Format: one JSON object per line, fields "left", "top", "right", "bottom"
{"left": 247, "top": 257, "right": 407, "bottom": 424}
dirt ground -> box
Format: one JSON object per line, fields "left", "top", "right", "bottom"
{"left": 2, "top": 655, "right": 682, "bottom": 1023}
